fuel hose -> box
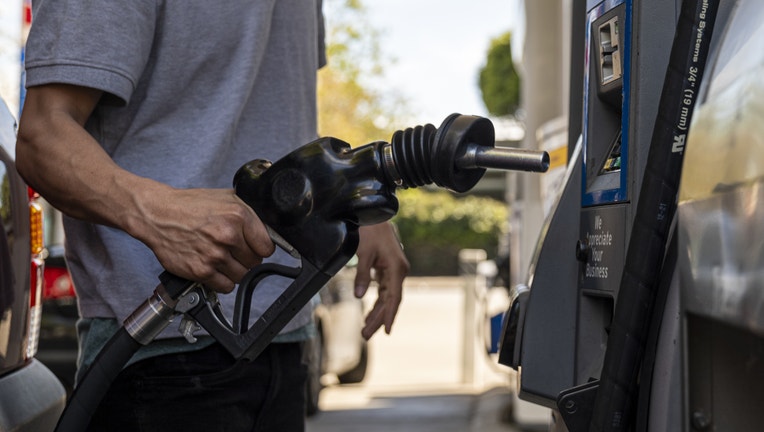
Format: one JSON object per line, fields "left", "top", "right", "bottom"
{"left": 54, "top": 274, "right": 190, "bottom": 431}
{"left": 589, "top": 1, "right": 719, "bottom": 431}
{"left": 53, "top": 328, "right": 141, "bottom": 431}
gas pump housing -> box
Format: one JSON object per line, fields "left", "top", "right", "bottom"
{"left": 503, "top": 0, "right": 680, "bottom": 408}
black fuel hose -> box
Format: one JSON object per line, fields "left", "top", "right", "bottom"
{"left": 589, "top": 1, "right": 719, "bottom": 431}
{"left": 54, "top": 328, "right": 141, "bottom": 431}
{"left": 54, "top": 274, "right": 193, "bottom": 431}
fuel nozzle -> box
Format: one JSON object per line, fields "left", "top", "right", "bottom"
{"left": 235, "top": 114, "right": 549, "bottom": 236}
{"left": 169, "top": 114, "right": 552, "bottom": 363}
{"left": 381, "top": 113, "right": 549, "bottom": 192}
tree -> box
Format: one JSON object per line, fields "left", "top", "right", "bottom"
{"left": 479, "top": 32, "right": 521, "bottom": 117}
{"left": 318, "top": 0, "right": 409, "bottom": 146}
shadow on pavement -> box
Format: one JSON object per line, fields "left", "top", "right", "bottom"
{"left": 306, "top": 386, "right": 525, "bottom": 432}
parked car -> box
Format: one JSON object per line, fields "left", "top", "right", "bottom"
{"left": 37, "top": 206, "right": 369, "bottom": 415}
{"left": 0, "top": 99, "right": 66, "bottom": 430}
{"left": 304, "top": 257, "right": 369, "bottom": 416}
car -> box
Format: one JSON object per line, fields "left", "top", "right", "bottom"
{"left": 0, "top": 98, "right": 66, "bottom": 431}
{"left": 315, "top": 257, "right": 369, "bottom": 385}
{"left": 304, "top": 257, "right": 369, "bottom": 416}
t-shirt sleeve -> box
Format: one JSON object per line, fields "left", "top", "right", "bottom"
{"left": 24, "top": 0, "right": 155, "bottom": 106}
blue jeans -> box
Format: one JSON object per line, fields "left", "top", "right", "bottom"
{"left": 86, "top": 342, "right": 307, "bottom": 432}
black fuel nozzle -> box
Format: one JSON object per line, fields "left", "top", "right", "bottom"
{"left": 234, "top": 113, "right": 548, "bottom": 242}
{"left": 154, "top": 114, "right": 549, "bottom": 361}
{"left": 187, "top": 113, "right": 548, "bottom": 361}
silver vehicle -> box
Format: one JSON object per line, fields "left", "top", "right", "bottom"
{"left": 0, "top": 99, "right": 66, "bottom": 431}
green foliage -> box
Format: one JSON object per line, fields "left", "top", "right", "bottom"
{"left": 479, "top": 32, "right": 521, "bottom": 117}
{"left": 392, "top": 189, "right": 508, "bottom": 276}
{"left": 318, "top": 0, "right": 409, "bottom": 146}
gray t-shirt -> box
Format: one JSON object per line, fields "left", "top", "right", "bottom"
{"left": 24, "top": 0, "right": 325, "bottom": 340}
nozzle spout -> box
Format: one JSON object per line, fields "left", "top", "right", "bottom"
{"left": 456, "top": 144, "right": 550, "bottom": 173}
{"left": 383, "top": 114, "right": 550, "bottom": 192}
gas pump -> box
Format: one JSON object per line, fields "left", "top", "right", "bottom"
{"left": 500, "top": 0, "right": 683, "bottom": 412}
{"left": 497, "top": 0, "right": 742, "bottom": 430}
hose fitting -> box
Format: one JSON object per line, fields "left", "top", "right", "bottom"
{"left": 124, "top": 284, "right": 179, "bottom": 345}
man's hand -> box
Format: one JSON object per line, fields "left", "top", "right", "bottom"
{"left": 354, "top": 222, "right": 410, "bottom": 340}
{"left": 130, "top": 186, "right": 275, "bottom": 293}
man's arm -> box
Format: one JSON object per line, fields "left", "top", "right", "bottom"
{"left": 16, "top": 84, "right": 274, "bottom": 292}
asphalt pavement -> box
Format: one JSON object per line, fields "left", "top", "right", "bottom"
{"left": 305, "top": 277, "right": 549, "bottom": 432}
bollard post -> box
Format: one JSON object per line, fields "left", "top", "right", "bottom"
{"left": 459, "top": 248, "right": 487, "bottom": 386}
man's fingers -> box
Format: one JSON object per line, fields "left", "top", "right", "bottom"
{"left": 354, "top": 256, "right": 373, "bottom": 298}
{"left": 239, "top": 202, "right": 276, "bottom": 259}
{"left": 361, "top": 283, "right": 402, "bottom": 339}
{"left": 200, "top": 271, "right": 236, "bottom": 294}
{"left": 362, "top": 301, "right": 385, "bottom": 340}
{"left": 354, "top": 274, "right": 371, "bottom": 298}
{"left": 383, "top": 292, "right": 401, "bottom": 334}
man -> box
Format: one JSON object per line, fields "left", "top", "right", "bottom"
{"left": 16, "top": 1, "right": 409, "bottom": 430}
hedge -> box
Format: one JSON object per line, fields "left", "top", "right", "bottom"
{"left": 391, "top": 188, "right": 508, "bottom": 276}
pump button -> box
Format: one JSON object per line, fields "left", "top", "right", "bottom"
{"left": 576, "top": 239, "right": 590, "bottom": 262}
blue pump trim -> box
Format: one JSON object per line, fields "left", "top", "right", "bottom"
{"left": 581, "top": 0, "right": 631, "bottom": 207}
